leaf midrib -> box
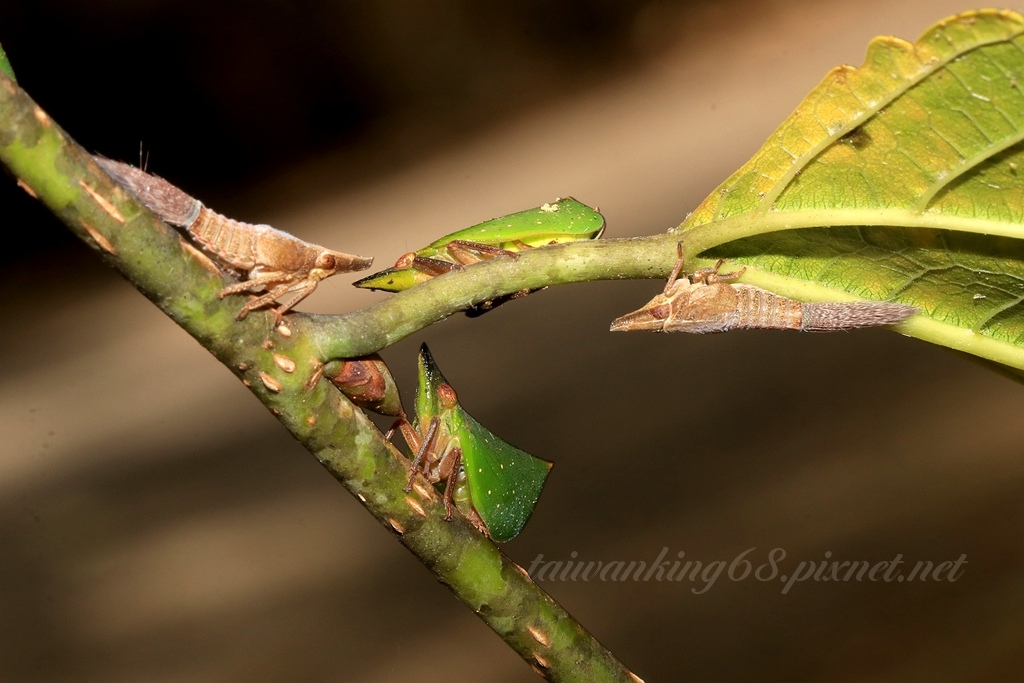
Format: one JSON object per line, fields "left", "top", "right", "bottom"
{"left": 681, "top": 207, "right": 1024, "bottom": 257}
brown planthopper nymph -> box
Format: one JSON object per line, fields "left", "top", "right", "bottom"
{"left": 610, "top": 246, "right": 917, "bottom": 334}
{"left": 94, "top": 157, "right": 373, "bottom": 323}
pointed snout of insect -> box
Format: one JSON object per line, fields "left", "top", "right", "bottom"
{"left": 340, "top": 253, "right": 374, "bottom": 272}
{"left": 609, "top": 309, "right": 662, "bottom": 332}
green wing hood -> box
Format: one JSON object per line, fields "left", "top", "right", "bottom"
{"left": 422, "top": 198, "right": 604, "bottom": 250}
{"left": 454, "top": 409, "right": 552, "bottom": 543}
{"left": 415, "top": 344, "right": 552, "bottom": 542}
{"left": 354, "top": 198, "right": 604, "bottom": 292}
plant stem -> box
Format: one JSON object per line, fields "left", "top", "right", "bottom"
{"left": 0, "top": 73, "right": 644, "bottom": 682}
{"left": 309, "top": 236, "right": 679, "bottom": 359}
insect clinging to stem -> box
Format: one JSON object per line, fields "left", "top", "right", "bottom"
{"left": 318, "top": 345, "right": 551, "bottom": 542}
{"left": 353, "top": 197, "right": 605, "bottom": 293}
{"left": 320, "top": 353, "right": 405, "bottom": 419}
{"left": 389, "top": 345, "right": 552, "bottom": 542}
{"left": 94, "top": 157, "right": 373, "bottom": 323}
{"left": 610, "top": 244, "right": 918, "bottom": 334}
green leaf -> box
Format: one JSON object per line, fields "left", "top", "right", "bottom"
{"left": 678, "top": 10, "right": 1024, "bottom": 370}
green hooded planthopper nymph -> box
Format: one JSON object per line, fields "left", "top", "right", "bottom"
{"left": 392, "top": 344, "right": 552, "bottom": 542}
{"left": 354, "top": 197, "right": 604, "bottom": 294}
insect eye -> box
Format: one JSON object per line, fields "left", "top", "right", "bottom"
{"left": 319, "top": 253, "right": 337, "bottom": 269}
{"left": 651, "top": 304, "right": 670, "bottom": 320}
{"left": 438, "top": 383, "right": 458, "bottom": 408}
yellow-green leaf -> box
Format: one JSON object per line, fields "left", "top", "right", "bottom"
{"left": 678, "top": 9, "right": 1024, "bottom": 370}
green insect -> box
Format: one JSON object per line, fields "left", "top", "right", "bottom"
{"left": 393, "top": 344, "right": 552, "bottom": 542}
{"left": 354, "top": 197, "right": 605, "bottom": 293}
{"left": 0, "top": 42, "right": 16, "bottom": 82}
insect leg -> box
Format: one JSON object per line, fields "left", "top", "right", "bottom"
{"left": 218, "top": 271, "right": 294, "bottom": 297}
{"left": 264, "top": 279, "right": 320, "bottom": 322}
{"left": 707, "top": 261, "right": 746, "bottom": 284}
{"left": 409, "top": 255, "right": 462, "bottom": 276}
{"left": 305, "top": 361, "right": 327, "bottom": 391}
{"left": 441, "top": 448, "right": 463, "bottom": 521}
{"left": 664, "top": 242, "right": 686, "bottom": 294}
{"left": 225, "top": 277, "right": 318, "bottom": 322}
{"left": 384, "top": 414, "right": 417, "bottom": 448}
{"left": 445, "top": 240, "right": 521, "bottom": 265}
{"left": 404, "top": 417, "right": 441, "bottom": 492}
{"left": 229, "top": 283, "right": 295, "bottom": 321}
{"left": 692, "top": 259, "right": 746, "bottom": 285}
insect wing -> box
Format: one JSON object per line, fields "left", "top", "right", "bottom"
{"left": 354, "top": 198, "right": 604, "bottom": 292}
{"left": 421, "top": 197, "right": 604, "bottom": 253}
{"left": 668, "top": 282, "right": 742, "bottom": 333}
{"left": 451, "top": 408, "right": 552, "bottom": 542}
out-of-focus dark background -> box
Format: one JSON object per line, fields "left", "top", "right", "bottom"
{"left": 3, "top": 1, "right": 1022, "bottom": 681}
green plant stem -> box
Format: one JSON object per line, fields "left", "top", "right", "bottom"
{"left": 0, "top": 73, "right": 644, "bottom": 682}
{"left": 310, "top": 236, "right": 677, "bottom": 359}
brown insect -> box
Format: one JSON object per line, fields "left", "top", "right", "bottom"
{"left": 94, "top": 157, "right": 373, "bottom": 322}
{"left": 322, "top": 354, "right": 404, "bottom": 418}
{"left": 610, "top": 245, "right": 917, "bottom": 333}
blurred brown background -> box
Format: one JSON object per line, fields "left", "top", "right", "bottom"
{"left": 2, "top": 1, "right": 1022, "bottom": 681}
